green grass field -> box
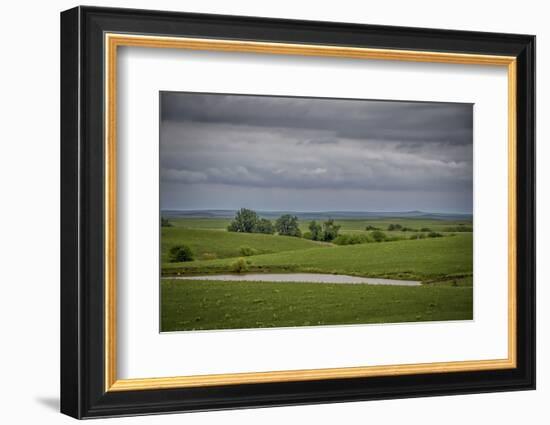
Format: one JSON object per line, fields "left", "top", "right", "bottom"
{"left": 161, "top": 227, "right": 327, "bottom": 262}
{"left": 168, "top": 217, "right": 472, "bottom": 234}
{"left": 161, "top": 278, "right": 473, "bottom": 331}
{"left": 163, "top": 233, "right": 472, "bottom": 281}
{"left": 160, "top": 216, "right": 473, "bottom": 331}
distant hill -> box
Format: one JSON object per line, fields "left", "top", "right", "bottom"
{"left": 162, "top": 209, "right": 472, "bottom": 221}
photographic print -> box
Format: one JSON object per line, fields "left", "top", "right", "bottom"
{"left": 160, "top": 92, "right": 473, "bottom": 332}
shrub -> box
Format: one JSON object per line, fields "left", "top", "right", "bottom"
{"left": 409, "top": 232, "right": 429, "bottom": 240}
{"left": 420, "top": 227, "right": 432, "bottom": 232}
{"left": 358, "top": 234, "right": 372, "bottom": 244}
{"left": 160, "top": 217, "right": 172, "bottom": 227}
{"left": 333, "top": 234, "right": 351, "bottom": 245}
{"left": 239, "top": 246, "right": 259, "bottom": 256}
{"left": 387, "top": 224, "right": 402, "bottom": 231}
{"left": 334, "top": 234, "right": 372, "bottom": 245}
{"left": 230, "top": 257, "right": 249, "bottom": 273}
{"left": 365, "top": 225, "right": 379, "bottom": 231}
{"left": 371, "top": 230, "right": 387, "bottom": 242}
{"left": 401, "top": 227, "right": 417, "bottom": 232}
{"left": 168, "top": 244, "right": 194, "bottom": 262}
{"left": 428, "top": 231, "right": 443, "bottom": 238}
{"left": 302, "top": 231, "right": 312, "bottom": 240}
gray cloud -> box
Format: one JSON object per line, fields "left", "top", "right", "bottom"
{"left": 161, "top": 92, "right": 473, "bottom": 146}
{"left": 160, "top": 92, "right": 473, "bottom": 212}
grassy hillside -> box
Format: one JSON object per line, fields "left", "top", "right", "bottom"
{"left": 161, "top": 227, "right": 327, "bottom": 262}
{"left": 161, "top": 278, "right": 473, "bottom": 331}
{"left": 163, "top": 233, "right": 472, "bottom": 282}
{"left": 160, "top": 215, "right": 473, "bottom": 332}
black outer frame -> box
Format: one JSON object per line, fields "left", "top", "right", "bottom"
{"left": 60, "top": 6, "right": 535, "bottom": 419}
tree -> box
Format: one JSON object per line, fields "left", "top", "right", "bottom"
{"left": 227, "top": 208, "right": 259, "bottom": 233}
{"left": 275, "top": 214, "right": 301, "bottom": 237}
{"left": 168, "top": 244, "right": 194, "bottom": 262}
{"left": 371, "top": 230, "right": 386, "bottom": 242}
{"left": 254, "top": 218, "right": 275, "bottom": 234}
{"left": 322, "top": 218, "right": 341, "bottom": 242}
{"left": 308, "top": 220, "right": 323, "bottom": 241}
{"left": 388, "top": 223, "right": 402, "bottom": 231}
{"left": 160, "top": 217, "right": 172, "bottom": 227}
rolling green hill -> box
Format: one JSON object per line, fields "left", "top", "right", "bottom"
{"left": 161, "top": 227, "right": 328, "bottom": 262}
{"left": 161, "top": 216, "right": 473, "bottom": 331}
{"left": 163, "top": 233, "right": 472, "bottom": 282}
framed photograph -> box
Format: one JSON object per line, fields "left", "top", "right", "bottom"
{"left": 60, "top": 6, "right": 535, "bottom": 419}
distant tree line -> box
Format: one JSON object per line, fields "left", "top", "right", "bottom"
{"left": 334, "top": 228, "right": 445, "bottom": 246}
{"left": 227, "top": 208, "right": 341, "bottom": 241}
{"left": 385, "top": 223, "right": 439, "bottom": 233}
{"left": 442, "top": 225, "right": 472, "bottom": 232}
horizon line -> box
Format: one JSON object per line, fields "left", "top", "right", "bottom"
{"left": 161, "top": 208, "right": 473, "bottom": 215}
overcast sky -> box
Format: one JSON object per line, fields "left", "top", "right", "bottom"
{"left": 160, "top": 92, "right": 473, "bottom": 213}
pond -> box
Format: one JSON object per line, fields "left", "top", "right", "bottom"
{"left": 165, "top": 273, "right": 421, "bottom": 286}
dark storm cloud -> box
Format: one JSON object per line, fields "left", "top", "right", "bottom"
{"left": 160, "top": 92, "right": 473, "bottom": 212}
{"left": 161, "top": 92, "right": 473, "bottom": 146}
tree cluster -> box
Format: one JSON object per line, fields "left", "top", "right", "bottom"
{"left": 227, "top": 209, "right": 342, "bottom": 241}
{"left": 227, "top": 208, "right": 276, "bottom": 235}
{"left": 274, "top": 214, "right": 301, "bottom": 237}
{"left": 307, "top": 219, "right": 341, "bottom": 242}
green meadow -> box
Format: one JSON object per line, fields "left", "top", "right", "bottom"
{"left": 160, "top": 215, "right": 473, "bottom": 331}
{"left": 161, "top": 227, "right": 327, "bottom": 263}
{"left": 161, "top": 278, "right": 473, "bottom": 331}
